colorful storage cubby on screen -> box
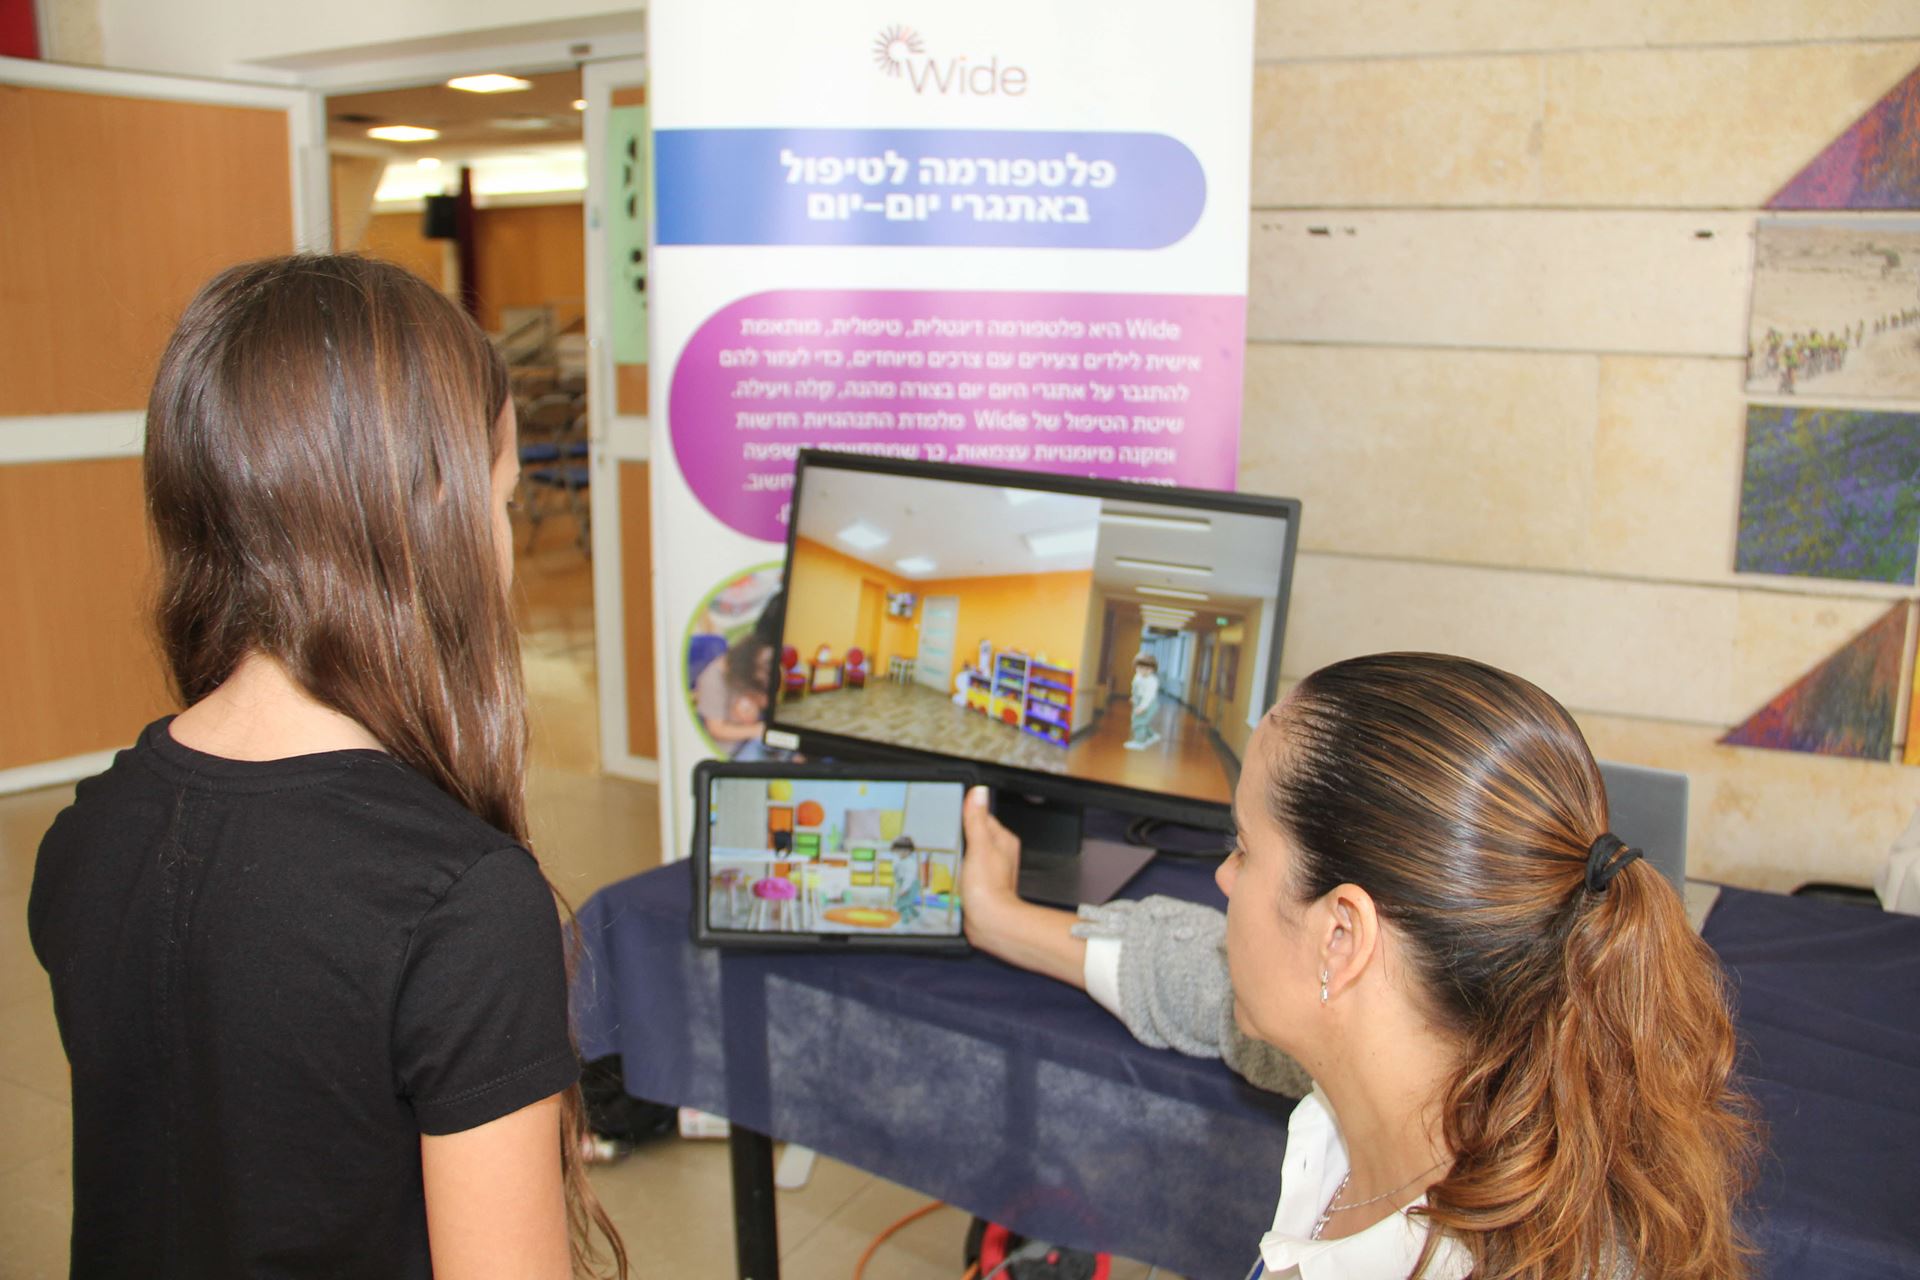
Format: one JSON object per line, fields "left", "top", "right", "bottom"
{"left": 706, "top": 775, "right": 966, "bottom": 937}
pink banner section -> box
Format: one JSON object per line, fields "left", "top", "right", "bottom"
{"left": 669, "top": 289, "right": 1246, "bottom": 541}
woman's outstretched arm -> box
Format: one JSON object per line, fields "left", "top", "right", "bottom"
{"left": 960, "top": 787, "right": 1310, "bottom": 1097}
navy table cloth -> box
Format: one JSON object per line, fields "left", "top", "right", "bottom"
{"left": 573, "top": 858, "right": 1920, "bottom": 1280}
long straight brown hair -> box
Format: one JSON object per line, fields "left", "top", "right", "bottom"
{"left": 145, "top": 254, "right": 626, "bottom": 1278}
{"left": 1270, "top": 653, "right": 1757, "bottom": 1280}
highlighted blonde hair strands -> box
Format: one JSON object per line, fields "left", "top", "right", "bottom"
{"left": 1268, "top": 654, "right": 1758, "bottom": 1280}
{"left": 144, "top": 255, "right": 627, "bottom": 1278}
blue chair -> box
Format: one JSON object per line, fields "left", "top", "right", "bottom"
{"left": 524, "top": 411, "right": 591, "bottom": 552}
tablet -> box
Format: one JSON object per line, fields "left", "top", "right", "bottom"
{"left": 691, "top": 760, "right": 976, "bottom": 952}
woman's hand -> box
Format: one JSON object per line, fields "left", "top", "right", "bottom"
{"left": 960, "top": 786, "right": 1023, "bottom": 939}
{"left": 960, "top": 786, "right": 1087, "bottom": 987}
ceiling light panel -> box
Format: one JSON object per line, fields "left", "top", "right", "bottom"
{"left": 1025, "top": 525, "right": 1098, "bottom": 557}
{"left": 837, "top": 520, "right": 890, "bottom": 551}
{"left": 1116, "top": 556, "right": 1211, "bottom": 577}
{"left": 1136, "top": 585, "right": 1208, "bottom": 601}
{"left": 447, "top": 74, "right": 533, "bottom": 93}
{"left": 1099, "top": 510, "right": 1211, "bottom": 532}
{"left": 895, "top": 556, "right": 937, "bottom": 574}
{"left": 367, "top": 125, "right": 440, "bottom": 142}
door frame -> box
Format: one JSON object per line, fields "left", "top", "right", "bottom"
{"left": 581, "top": 55, "right": 658, "bottom": 782}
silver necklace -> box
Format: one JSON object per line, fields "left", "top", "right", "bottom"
{"left": 1308, "top": 1160, "right": 1447, "bottom": 1241}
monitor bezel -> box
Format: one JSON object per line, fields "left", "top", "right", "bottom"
{"left": 766, "top": 449, "right": 1303, "bottom": 832}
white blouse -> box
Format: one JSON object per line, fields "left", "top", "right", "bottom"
{"left": 1081, "top": 936, "right": 1470, "bottom": 1278}
{"left": 1253, "top": 1086, "right": 1471, "bottom": 1280}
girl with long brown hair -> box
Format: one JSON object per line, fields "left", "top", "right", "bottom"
{"left": 29, "top": 255, "right": 625, "bottom": 1278}
{"left": 962, "top": 652, "right": 1756, "bottom": 1279}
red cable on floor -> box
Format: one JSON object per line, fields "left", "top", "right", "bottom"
{"left": 851, "top": 1198, "right": 948, "bottom": 1280}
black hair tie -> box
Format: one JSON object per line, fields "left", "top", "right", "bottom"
{"left": 1584, "top": 834, "right": 1642, "bottom": 894}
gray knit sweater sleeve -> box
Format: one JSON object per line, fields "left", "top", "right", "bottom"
{"left": 1073, "top": 895, "right": 1312, "bottom": 1098}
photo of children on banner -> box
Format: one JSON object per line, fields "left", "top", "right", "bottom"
{"left": 704, "top": 774, "right": 965, "bottom": 938}
{"left": 688, "top": 576, "right": 790, "bottom": 761}
{"left": 1125, "top": 651, "right": 1162, "bottom": 750}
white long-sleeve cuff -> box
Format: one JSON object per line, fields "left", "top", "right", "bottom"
{"left": 1084, "top": 935, "right": 1124, "bottom": 1017}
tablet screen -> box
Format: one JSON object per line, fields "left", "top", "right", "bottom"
{"left": 704, "top": 774, "right": 967, "bottom": 939}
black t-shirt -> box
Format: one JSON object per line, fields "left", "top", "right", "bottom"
{"left": 28, "top": 719, "right": 580, "bottom": 1278}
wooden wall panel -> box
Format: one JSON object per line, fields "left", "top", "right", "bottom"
{"left": 360, "top": 211, "right": 449, "bottom": 291}
{"left": 616, "top": 363, "right": 649, "bottom": 416}
{"left": 0, "top": 85, "right": 292, "bottom": 415}
{"left": 620, "top": 461, "right": 657, "bottom": 759}
{"left": 0, "top": 458, "right": 172, "bottom": 769}
{"left": 472, "top": 204, "right": 585, "bottom": 334}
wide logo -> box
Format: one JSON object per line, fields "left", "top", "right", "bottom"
{"left": 871, "top": 24, "right": 1029, "bottom": 96}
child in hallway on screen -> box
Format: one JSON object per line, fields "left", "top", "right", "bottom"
{"left": 1126, "top": 652, "right": 1161, "bottom": 750}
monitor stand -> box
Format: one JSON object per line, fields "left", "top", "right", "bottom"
{"left": 992, "top": 790, "right": 1157, "bottom": 908}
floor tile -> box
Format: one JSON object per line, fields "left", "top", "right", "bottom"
{"left": 528, "top": 765, "right": 662, "bottom": 904}
{"left": 0, "top": 786, "right": 71, "bottom": 898}
{"left": 0, "top": 1147, "right": 72, "bottom": 1280}
{"left": 0, "top": 987, "right": 68, "bottom": 1102}
{"left": 777, "top": 1176, "right": 973, "bottom": 1280}
{"left": 0, "top": 1080, "right": 70, "bottom": 1178}
{"left": 0, "top": 890, "right": 48, "bottom": 1009}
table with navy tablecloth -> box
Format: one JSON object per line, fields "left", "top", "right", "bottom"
{"left": 571, "top": 856, "right": 1920, "bottom": 1280}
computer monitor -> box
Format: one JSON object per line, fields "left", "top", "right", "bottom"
{"left": 766, "top": 450, "right": 1302, "bottom": 901}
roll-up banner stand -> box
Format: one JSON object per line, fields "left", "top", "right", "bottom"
{"left": 649, "top": 1, "right": 1256, "bottom": 861}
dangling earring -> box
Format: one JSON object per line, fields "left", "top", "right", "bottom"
{"left": 1320, "top": 968, "right": 1330, "bottom": 1006}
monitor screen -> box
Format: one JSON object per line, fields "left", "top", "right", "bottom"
{"left": 768, "top": 452, "right": 1300, "bottom": 825}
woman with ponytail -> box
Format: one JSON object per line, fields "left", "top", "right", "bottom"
{"left": 30, "top": 256, "right": 625, "bottom": 1278}
{"left": 962, "top": 652, "right": 1756, "bottom": 1279}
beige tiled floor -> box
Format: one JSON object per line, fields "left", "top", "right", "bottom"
{"left": 0, "top": 519, "right": 1176, "bottom": 1279}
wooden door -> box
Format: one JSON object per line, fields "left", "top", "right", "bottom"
{"left": 0, "top": 61, "right": 315, "bottom": 788}
{"left": 915, "top": 596, "right": 960, "bottom": 691}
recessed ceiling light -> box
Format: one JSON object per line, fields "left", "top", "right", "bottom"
{"left": 447, "top": 74, "right": 532, "bottom": 94}
{"left": 1137, "top": 585, "right": 1209, "bottom": 601}
{"left": 837, "top": 520, "right": 889, "bottom": 551}
{"left": 1024, "top": 525, "right": 1097, "bottom": 557}
{"left": 894, "top": 556, "right": 937, "bottom": 575}
{"left": 368, "top": 125, "right": 440, "bottom": 142}
{"left": 1099, "top": 510, "right": 1211, "bottom": 532}
{"left": 1002, "top": 488, "right": 1042, "bottom": 506}
{"left": 572, "top": 98, "right": 588, "bottom": 111}
{"left": 416, "top": 157, "right": 441, "bottom": 169}
{"left": 1115, "top": 555, "right": 1211, "bottom": 577}
{"left": 490, "top": 116, "right": 556, "bottom": 131}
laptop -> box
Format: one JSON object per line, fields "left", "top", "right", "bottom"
{"left": 1596, "top": 760, "right": 1688, "bottom": 895}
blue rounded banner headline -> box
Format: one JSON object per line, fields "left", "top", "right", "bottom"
{"left": 654, "top": 128, "right": 1206, "bottom": 249}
